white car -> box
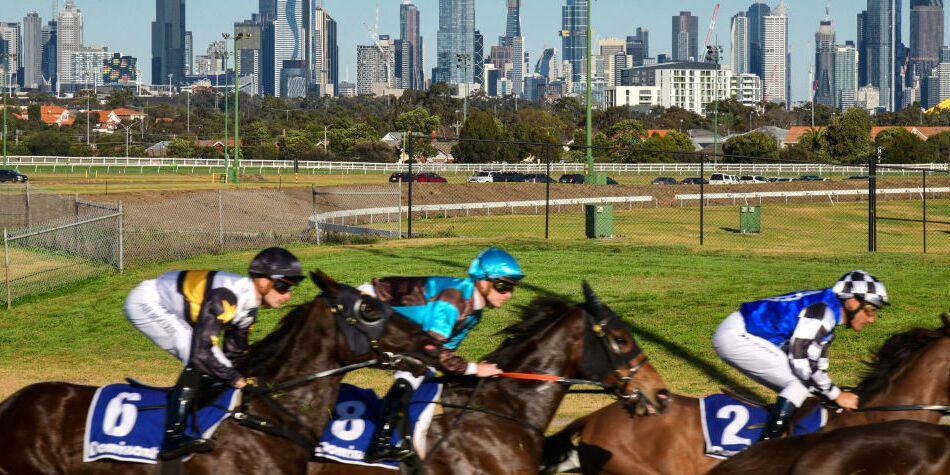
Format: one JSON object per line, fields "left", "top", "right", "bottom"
{"left": 468, "top": 171, "right": 497, "bottom": 183}
{"left": 708, "top": 173, "right": 738, "bottom": 184}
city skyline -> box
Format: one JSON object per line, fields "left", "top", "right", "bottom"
{"left": 1, "top": 0, "right": 949, "bottom": 103}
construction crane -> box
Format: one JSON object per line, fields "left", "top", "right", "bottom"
{"left": 704, "top": 3, "right": 721, "bottom": 48}
{"left": 362, "top": 5, "right": 392, "bottom": 87}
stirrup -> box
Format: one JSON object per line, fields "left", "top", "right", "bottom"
{"left": 365, "top": 440, "right": 413, "bottom": 463}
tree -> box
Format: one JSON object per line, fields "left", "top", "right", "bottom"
{"left": 25, "top": 129, "right": 72, "bottom": 156}
{"left": 824, "top": 107, "right": 873, "bottom": 164}
{"left": 107, "top": 88, "right": 135, "bottom": 108}
{"left": 722, "top": 132, "right": 779, "bottom": 161}
{"left": 395, "top": 107, "right": 440, "bottom": 158}
{"left": 630, "top": 130, "right": 694, "bottom": 162}
{"left": 925, "top": 132, "right": 950, "bottom": 162}
{"left": 452, "top": 110, "right": 504, "bottom": 163}
{"left": 327, "top": 122, "right": 379, "bottom": 157}
{"left": 278, "top": 130, "right": 317, "bottom": 160}
{"left": 351, "top": 141, "right": 396, "bottom": 162}
{"left": 874, "top": 128, "right": 929, "bottom": 163}
{"left": 166, "top": 137, "right": 196, "bottom": 158}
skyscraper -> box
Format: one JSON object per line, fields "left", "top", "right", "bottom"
{"left": 746, "top": 1, "right": 770, "bottom": 78}
{"left": 56, "top": 0, "right": 83, "bottom": 91}
{"left": 400, "top": 1, "right": 423, "bottom": 90}
{"left": 910, "top": 0, "right": 943, "bottom": 79}
{"left": 151, "top": 0, "right": 185, "bottom": 87}
{"left": 23, "top": 12, "right": 43, "bottom": 89}
{"left": 504, "top": 0, "right": 521, "bottom": 44}
{"left": 834, "top": 42, "right": 859, "bottom": 109}
{"left": 259, "top": 0, "right": 277, "bottom": 95}
{"left": 41, "top": 20, "right": 56, "bottom": 88}
{"left": 184, "top": 31, "right": 193, "bottom": 76}
{"left": 308, "top": 3, "right": 337, "bottom": 96}
{"left": 473, "top": 29, "right": 484, "bottom": 86}
{"left": 730, "top": 12, "right": 749, "bottom": 74}
{"left": 763, "top": 1, "right": 788, "bottom": 107}
{"left": 0, "top": 23, "right": 19, "bottom": 88}
{"left": 815, "top": 6, "right": 836, "bottom": 107}
{"left": 235, "top": 19, "right": 262, "bottom": 95}
{"left": 561, "top": 0, "right": 588, "bottom": 83}
{"left": 866, "top": 0, "right": 901, "bottom": 111}
{"left": 671, "top": 11, "right": 699, "bottom": 61}
{"left": 626, "top": 27, "right": 648, "bottom": 66}
{"left": 357, "top": 37, "right": 395, "bottom": 96}
{"left": 274, "top": 0, "right": 304, "bottom": 97}
{"left": 857, "top": 11, "right": 868, "bottom": 86}
{"left": 434, "top": 0, "right": 475, "bottom": 85}
{"left": 535, "top": 47, "right": 558, "bottom": 82}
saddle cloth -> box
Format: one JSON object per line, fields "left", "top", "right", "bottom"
{"left": 83, "top": 383, "right": 240, "bottom": 464}
{"left": 313, "top": 381, "right": 443, "bottom": 470}
{"left": 700, "top": 393, "right": 826, "bottom": 459}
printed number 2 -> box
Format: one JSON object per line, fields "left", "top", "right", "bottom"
{"left": 102, "top": 392, "right": 142, "bottom": 437}
{"left": 330, "top": 401, "right": 367, "bottom": 442}
{"left": 716, "top": 405, "right": 752, "bottom": 446}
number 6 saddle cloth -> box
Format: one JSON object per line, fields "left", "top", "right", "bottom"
{"left": 700, "top": 393, "right": 827, "bottom": 459}
{"left": 314, "top": 381, "right": 443, "bottom": 470}
{"left": 83, "top": 382, "right": 240, "bottom": 464}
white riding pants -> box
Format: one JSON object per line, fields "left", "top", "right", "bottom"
{"left": 124, "top": 279, "right": 193, "bottom": 364}
{"left": 712, "top": 312, "right": 810, "bottom": 406}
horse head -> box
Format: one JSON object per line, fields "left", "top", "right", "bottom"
{"left": 581, "top": 282, "right": 670, "bottom": 415}
{"left": 310, "top": 270, "right": 440, "bottom": 369}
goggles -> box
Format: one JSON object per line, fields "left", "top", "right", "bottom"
{"left": 271, "top": 275, "right": 304, "bottom": 294}
{"left": 491, "top": 279, "right": 518, "bottom": 294}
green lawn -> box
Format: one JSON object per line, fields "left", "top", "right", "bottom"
{"left": 1, "top": 239, "right": 947, "bottom": 424}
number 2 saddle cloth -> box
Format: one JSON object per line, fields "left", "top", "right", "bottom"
{"left": 313, "top": 381, "right": 443, "bottom": 470}
{"left": 700, "top": 393, "right": 827, "bottom": 459}
{"left": 83, "top": 383, "right": 240, "bottom": 464}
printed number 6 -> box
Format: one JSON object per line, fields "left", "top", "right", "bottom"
{"left": 102, "top": 392, "right": 142, "bottom": 437}
{"left": 716, "top": 405, "right": 752, "bottom": 446}
{"left": 330, "top": 400, "right": 367, "bottom": 442}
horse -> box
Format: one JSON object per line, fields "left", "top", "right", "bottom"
{"left": 542, "top": 316, "right": 950, "bottom": 475}
{"left": 308, "top": 282, "right": 671, "bottom": 475}
{"left": 0, "top": 271, "right": 443, "bottom": 475}
{"left": 709, "top": 420, "right": 950, "bottom": 475}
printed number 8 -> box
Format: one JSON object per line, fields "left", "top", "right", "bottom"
{"left": 330, "top": 400, "right": 367, "bottom": 441}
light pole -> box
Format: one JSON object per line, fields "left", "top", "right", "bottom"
{"left": 455, "top": 53, "right": 470, "bottom": 124}
{"left": 186, "top": 89, "right": 191, "bottom": 134}
{"left": 168, "top": 73, "right": 173, "bottom": 96}
{"left": 220, "top": 35, "right": 231, "bottom": 170}
{"left": 1, "top": 52, "right": 17, "bottom": 167}
{"left": 230, "top": 32, "right": 251, "bottom": 184}
{"left": 122, "top": 119, "right": 140, "bottom": 157}
{"left": 585, "top": 0, "right": 601, "bottom": 183}
{"left": 706, "top": 45, "right": 723, "bottom": 160}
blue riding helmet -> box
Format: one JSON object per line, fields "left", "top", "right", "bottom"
{"left": 468, "top": 247, "right": 525, "bottom": 281}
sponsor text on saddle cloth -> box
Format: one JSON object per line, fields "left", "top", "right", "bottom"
{"left": 315, "top": 381, "right": 442, "bottom": 469}
{"left": 84, "top": 383, "right": 240, "bottom": 464}
{"left": 700, "top": 393, "right": 826, "bottom": 459}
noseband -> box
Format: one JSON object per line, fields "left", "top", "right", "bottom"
{"left": 584, "top": 311, "right": 656, "bottom": 412}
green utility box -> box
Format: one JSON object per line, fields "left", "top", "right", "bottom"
{"left": 585, "top": 204, "right": 614, "bottom": 238}
{"left": 739, "top": 206, "right": 761, "bottom": 234}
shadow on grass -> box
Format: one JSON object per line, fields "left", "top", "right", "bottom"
{"left": 347, "top": 244, "right": 763, "bottom": 396}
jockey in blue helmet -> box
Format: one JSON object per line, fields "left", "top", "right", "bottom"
{"left": 360, "top": 247, "right": 525, "bottom": 462}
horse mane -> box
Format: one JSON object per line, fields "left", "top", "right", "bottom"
{"left": 237, "top": 301, "right": 315, "bottom": 377}
{"left": 854, "top": 317, "right": 949, "bottom": 398}
{"left": 485, "top": 296, "right": 576, "bottom": 367}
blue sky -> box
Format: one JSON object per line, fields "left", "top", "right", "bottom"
{"left": 0, "top": 1, "right": 927, "bottom": 102}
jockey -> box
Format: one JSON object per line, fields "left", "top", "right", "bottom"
{"left": 123, "top": 247, "right": 304, "bottom": 460}
{"left": 361, "top": 247, "right": 524, "bottom": 463}
{"left": 712, "top": 270, "right": 889, "bottom": 441}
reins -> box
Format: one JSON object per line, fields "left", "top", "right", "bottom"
{"left": 855, "top": 404, "right": 950, "bottom": 414}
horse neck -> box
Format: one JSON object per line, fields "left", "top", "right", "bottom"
{"left": 828, "top": 337, "right": 949, "bottom": 429}
{"left": 480, "top": 310, "right": 585, "bottom": 432}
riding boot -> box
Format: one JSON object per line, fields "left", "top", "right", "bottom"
{"left": 758, "top": 396, "right": 797, "bottom": 441}
{"left": 364, "top": 378, "right": 415, "bottom": 463}
{"left": 159, "top": 367, "right": 216, "bottom": 460}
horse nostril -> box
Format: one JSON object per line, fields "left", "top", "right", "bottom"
{"left": 424, "top": 344, "right": 437, "bottom": 352}
{"left": 656, "top": 389, "right": 670, "bottom": 400}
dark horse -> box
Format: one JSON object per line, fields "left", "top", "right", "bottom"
{"left": 543, "top": 316, "right": 950, "bottom": 475}
{"left": 309, "top": 283, "right": 671, "bottom": 475}
{"left": 709, "top": 419, "right": 950, "bottom": 475}
{"left": 0, "top": 271, "right": 442, "bottom": 475}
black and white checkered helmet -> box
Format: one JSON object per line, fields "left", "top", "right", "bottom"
{"left": 832, "top": 270, "right": 889, "bottom": 308}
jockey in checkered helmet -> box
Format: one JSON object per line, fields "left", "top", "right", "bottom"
{"left": 832, "top": 270, "right": 889, "bottom": 309}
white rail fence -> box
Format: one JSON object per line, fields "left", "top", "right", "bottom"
{"left": 674, "top": 187, "right": 950, "bottom": 206}
{"left": 6, "top": 156, "right": 949, "bottom": 175}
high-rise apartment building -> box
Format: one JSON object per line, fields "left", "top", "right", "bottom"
{"left": 910, "top": 1, "right": 943, "bottom": 79}
{"left": 400, "top": 1, "right": 423, "bottom": 90}
{"left": 433, "top": 0, "right": 475, "bottom": 85}
{"left": 834, "top": 42, "right": 859, "bottom": 110}
{"left": 56, "top": 1, "right": 83, "bottom": 91}
{"left": 152, "top": 0, "right": 185, "bottom": 87}
{"left": 259, "top": 0, "right": 277, "bottom": 95}
{"left": 357, "top": 37, "right": 395, "bottom": 96}
{"left": 815, "top": 7, "right": 836, "bottom": 107}
{"left": 763, "top": 1, "right": 788, "bottom": 107}
{"left": 473, "top": 30, "right": 484, "bottom": 86}
{"left": 511, "top": 35, "right": 525, "bottom": 96}
{"left": 274, "top": 0, "right": 304, "bottom": 97}
{"left": 504, "top": 0, "right": 521, "bottom": 45}
{"left": 71, "top": 45, "right": 110, "bottom": 87}
{"left": 184, "top": 31, "right": 193, "bottom": 76}
{"left": 672, "top": 11, "right": 699, "bottom": 61}
{"left": 23, "top": 12, "right": 43, "bottom": 89}
{"left": 626, "top": 28, "right": 649, "bottom": 66}
{"left": 866, "top": 0, "right": 902, "bottom": 111}
{"left": 561, "top": 0, "right": 588, "bottom": 83}
{"left": 235, "top": 20, "right": 262, "bottom": 95}
{"left": 308, "top": 4, "right": 338, "bottom": 96}
{"left": 746, "top": 2, "right": 770, "bottom": 78}
{"left": 730, "top": 12, "right": 749, "bottom": 74}
{"left": 535, "top": 47, "right": 558, "bottom": 82}
{"left": 857, "top": 11, "right": 868, "bottom": 86}
{"left": 0, "top": 22, "right": 21, "bottom": 89}
{"left": 41, "top": 20, "right": 57, "bottom": 88}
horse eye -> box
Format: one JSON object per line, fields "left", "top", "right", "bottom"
{"left": 614, "top": 337, "right": 627, "bottom": 346}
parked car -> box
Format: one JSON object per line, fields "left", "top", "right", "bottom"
{"left": 522, "top": 173, "right": 555, "bottom": 183}
{"left": 468, "top": 171, "right": 498, "bottom": 183}
{"left": 651, "top": 177, "right": 679, "bottom": 185}
{"left": 558, "top": 174, "right": 619, "bottom": 185}
{"left": 389, "top": 172, "right": 410, "bottom": 182}
{"left": 708, "top": 173, "right": 738, "bottom": 184}
{"left": 799, "top": 174, "right": 830, "bottom": 182}
{"left": 0, "top": 169, "right": 28, "bottom": 183}
{"left": 388, "top": 172, "right": 447, "bottom": 183}
{"left": 767, "top": 176, "right": 795, "bottom": 182}
{"left": 739, "top": 175, "right": 768, "bottom": 183}
{"left": 680, "top": 177, "right": 708, "bottom": 185}
{"left": 847, "top": 175, "right": 870, "bottom": 180}
{"left": 493, "top": 172, "right": 527, "bottom": 182}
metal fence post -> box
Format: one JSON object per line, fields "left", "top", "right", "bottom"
{"left": 118, "top": 201, "right": 124, "bottom": 273}
{"left": 397, "top": 181, "right": 403, "bottom": 239}
{"left": 868, "top": 150, "right": 878, "bottom": 252}
{"left": 3, "top": 228, "right": 10, "bottom": 310}
{"left": 218, "top": 190, "right": 225, "bottom": 252}
{"left": 407, "top": 130, "right": 413, "bottom": 238}
{"left": 23, "top": 181, "right": 30, "bottom": 229}
{"left": 700, "top": 154, "right": 705, "bottom": 246}
{"left": 922, "top": 171, "right": 927, "bottom": 254}
{"left": 545, "top": 151, "right": 551, "bottom": 239}
{"left": 311, "top": 183, "right": 317, "bottom": 216}
{"left": 73, "top": 192, "right": 80, "bottom": 253}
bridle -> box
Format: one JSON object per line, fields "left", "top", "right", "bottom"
{"left": 583, "top": 309, "right": 657, "bottom": 413}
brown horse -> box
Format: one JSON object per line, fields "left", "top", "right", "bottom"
{"left": 542, "top": 317, "right": 950, "bottom": 475}
{"left": 709, "top": 420, "right": 950, "bottom": 475}
{"left": 309, "top": 283, "right": 671, "bottom": 475}
{"left": 0, "top": 271, "right": 442, "bottom": 475}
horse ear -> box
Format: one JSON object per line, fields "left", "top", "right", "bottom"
{"left": 582, "top": 281, "right": 605, "bottom": 315}
{"left": 310, "top": 270, "right": 339, "bottom": 297}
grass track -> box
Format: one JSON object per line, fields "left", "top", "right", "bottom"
{"left": 1, "top": 239, "right": 947, "bottom": 424}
